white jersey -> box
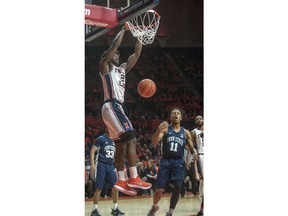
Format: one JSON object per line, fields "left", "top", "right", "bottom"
{"left": 100, "top": 64, "right": 126, "bottom": 103}
{"left": 192, "top": 128, "right": 204, "bottom": 154}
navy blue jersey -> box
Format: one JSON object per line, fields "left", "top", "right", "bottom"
{"left": 94, "top": 134, "right": 116, "bottom": 165}
{"left": 161, "top": 126, "right": 187, "bottom": 159}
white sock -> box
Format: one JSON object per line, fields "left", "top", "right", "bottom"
{"left": 169, "top": 208, "right": 174, "bottom": 214}
{"left": 92, "top": 204, "right": 98, "bottom": 210}
{"left": 118, "top": 171, "right": 125, "bottom": 181}
{"left": 129, "top": 166, "right": 138, "bottom": 178}
{"left": 113, "top": 203, "right": 118, "bottom": 210}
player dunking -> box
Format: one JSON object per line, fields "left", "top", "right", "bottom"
{"left": 191, "top": 115, "right": 204, "bottom": 216}
{"left": 89, "top": 132, "right": 125, "bottom": 216}
{"left": 99, "top": 24, "right": 151, "bottom": 196}
{"left": 147, "top": 107, "right": 197, "bottom": 216}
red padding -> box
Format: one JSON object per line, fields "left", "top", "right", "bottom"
{"left": 85, "top": 4, "right": 118, "bottom": 28}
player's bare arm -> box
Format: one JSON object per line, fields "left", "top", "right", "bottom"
{"left": 100, "top": 25, "right": 127, "bottom": 74}
{"left": 185, "top": 129, "right": 198, "bottom": 159}
{"left": 90, "top": 145, "right": 98, "bottom": 173}
{"left": 151, "top": 121, "right": 169, "bottom": 145}
{"left": 185, "top": 149, "right": 192, "bottom": 170}
{"left": 190, "top": 130, "right": 198, "bottom": 150}
{"left": 121, "top": 40, "right": 142, "bottom": 73}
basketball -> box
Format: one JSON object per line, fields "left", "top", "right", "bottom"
{"left": 137, "top": 79, "right": 156, "bottom": 98}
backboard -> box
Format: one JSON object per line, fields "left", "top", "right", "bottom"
{"left": 85, "top": 0, "right": 160, "bottom": 42}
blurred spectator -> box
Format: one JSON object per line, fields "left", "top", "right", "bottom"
{"left": 144, "top": 161, "right": 157, "bottom": 194}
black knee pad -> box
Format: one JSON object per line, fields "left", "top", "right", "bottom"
{"left": 119, "top": 131, "right": 135, "bottom": 142}
{"left": 170, "top": 181, "right": 183, "bottom": 209}
{"left": 173, "top": 181, "right": 183, "bottom": 193}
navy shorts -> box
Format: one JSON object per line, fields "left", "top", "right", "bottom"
{"left": 94, "top": 162, "right": 117, "bottom": 190}
{"left": 156, "top": 158, "right": 185, "bottom": 189}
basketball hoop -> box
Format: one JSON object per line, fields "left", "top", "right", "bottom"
{"left": 125, "top": 9, "right": 161, "bottom": 45}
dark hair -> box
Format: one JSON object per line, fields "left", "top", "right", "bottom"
{"left": 101, "top": 50, "right": 120, "bottom": 60}
{"left": 170, "top": 107, "right": 184, "bottom": 116}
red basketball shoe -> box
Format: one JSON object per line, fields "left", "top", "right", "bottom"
{"left": 127, "top": 176, "right": 152, "bottom": 189}
{"left": 113, "top": 179, "right": 137, "bottom": 196}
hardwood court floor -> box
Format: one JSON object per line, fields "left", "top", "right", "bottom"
{"left": 85, "top": 193, "right": 200, "bottom": 216}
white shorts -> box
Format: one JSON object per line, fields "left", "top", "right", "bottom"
{"left": 199, "top": 154, "right": 204, "bottom": 176}
{"left": 101, "top": 100, "right": 133, "bottom": 141}
{"left": 198, "top": 154, "right": 204, "bottom": 196}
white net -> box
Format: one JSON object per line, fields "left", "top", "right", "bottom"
{"left": 126, "top": 9, "right": 161, "bottom": 45}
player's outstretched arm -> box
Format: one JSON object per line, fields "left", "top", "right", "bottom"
{"left": 151, "top": 121, "right": 168, "bottom": 145}
{"left": 100, "top": 25, "right": 127, "bottom": 73}
{"left": 122, "top": 39, "right": 142, "bottom": 73}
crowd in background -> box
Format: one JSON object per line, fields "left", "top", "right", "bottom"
{"left": 85, "top": 47, "right": 203, "bottom": 198}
